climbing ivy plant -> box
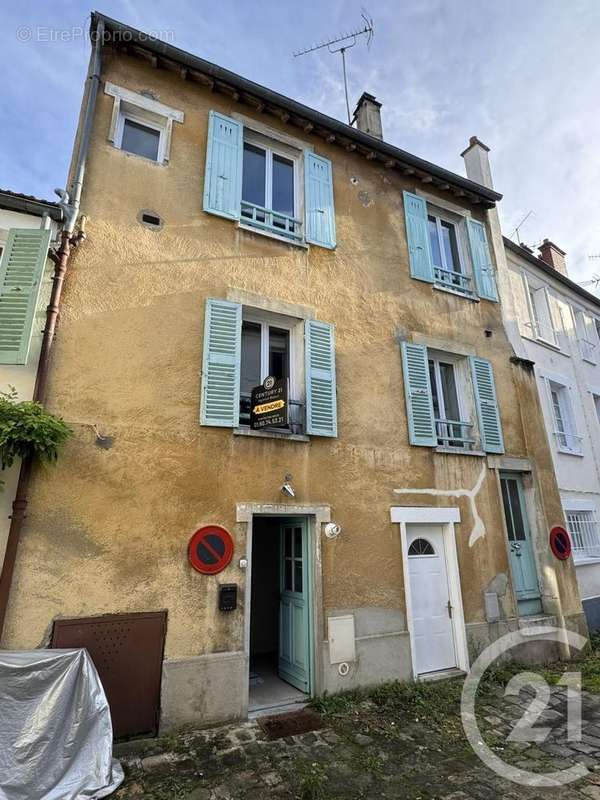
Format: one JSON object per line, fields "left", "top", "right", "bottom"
{"left": 0, "top": 387, "right": 72, "bottom": 471}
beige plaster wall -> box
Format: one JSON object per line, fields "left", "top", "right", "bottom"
{"left": 1, "top": 50, "right": 582, "bottom": 656}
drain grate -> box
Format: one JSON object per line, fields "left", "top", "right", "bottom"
{"left": 258, "top": 708, "right": 324, "bottom": 740}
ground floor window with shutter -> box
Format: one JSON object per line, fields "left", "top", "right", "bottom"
{"left": 565, "top": 507, "right": 600, "bottom": 562}
{"left": 200, "top": 298, "right": 337, "bottom": 438}
{"left": 400, "top": 341, "right": 504, "bottom": 454}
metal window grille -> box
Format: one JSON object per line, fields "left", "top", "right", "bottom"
{"left": 566, "top": 510, "right": 600, "bottom": 560}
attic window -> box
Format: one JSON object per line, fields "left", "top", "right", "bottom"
{"left": 104, "top": 82, "right": 184, "bottom": 165}
{"left": 138, "top": 210, "right": 164, "bottom": 230}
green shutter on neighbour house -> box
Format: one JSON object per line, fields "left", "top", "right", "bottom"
{"left": 304, "top": 152, "right": 336, "bottom": 249}
{"left": 203, "top": 111, "right": 243, "bottom": 221}
{"left": 403, "top": 191, "right": 434, "bottom": 283}
{"left": 200, "top": 299, "right": 242, "bottom": 427}
{"left": 470, "top": 357, "right": 504, "bottom": 453}
{"left": 305, "top": 319, "right": 337, "bottom": 436}
{"left": 401, "top": 341, "right": 437, "bottom": 447}
{"left": 0, "top": 228, "right": 51, "bottom": 365}
{"left": 467, "top": 219, "right": 498, "bottom": 301}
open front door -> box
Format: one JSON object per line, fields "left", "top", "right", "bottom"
{"left": 278, "top": 519, "right": 310, "bottom": 692}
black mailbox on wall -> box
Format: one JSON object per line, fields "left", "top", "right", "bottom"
{"left": 219, "top": 584, "right": 237, "bottom": 612}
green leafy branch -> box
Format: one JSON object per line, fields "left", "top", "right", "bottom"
{"left": 0, "top": 387, "right": 72, "bottom": 471}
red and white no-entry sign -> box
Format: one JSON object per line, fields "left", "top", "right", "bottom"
{"left": 188, "top": 526, "right": 234, "bottom": 575}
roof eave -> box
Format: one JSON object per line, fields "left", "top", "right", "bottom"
{"left": 503, "top": 236, "right": 600, "bottom": 309}
{"left": 0, "top": 191, "right": 62, "bottom": 222}
{"left": 90, "top": 11, "right": 502, "bottom": 207}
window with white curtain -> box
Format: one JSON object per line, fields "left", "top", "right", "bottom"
{"left": 547, "top": 379, "right": 582, "bottom": 454}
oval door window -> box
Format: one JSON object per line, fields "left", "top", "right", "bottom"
{"left": 408, "top": 538, "right": 436, "bottom": 556}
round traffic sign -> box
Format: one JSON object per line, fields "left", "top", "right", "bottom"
{"left": 188, "top": 526, "right": 234, "bottom": 574}
{"left": 549, "top": 526, "right": 572, "bottom": 561}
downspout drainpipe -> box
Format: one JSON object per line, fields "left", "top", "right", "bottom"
{"left": 0, "top": 19, "right": 104, "bottom": 642}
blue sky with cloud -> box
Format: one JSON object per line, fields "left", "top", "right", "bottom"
{"left": 1, "top": 1, "right": 599, "bottom": 282}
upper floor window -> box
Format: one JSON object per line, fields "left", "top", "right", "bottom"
{"left": 545, "top": 378, "right": 582, "bottom": 455}
{"left": 239, "top": 313, "right": 303, "bottom": 433}
{"left": 427, "top": 212, "right": 473, "bottom": 297}
{"left": 403, "top": 191, "right": 498, "bottom": 302}
{"left": 104, "top": 82, "right": 184, "bottom": 165}
{"left": 574, "top": 309, "right": 598, "bottom": 363}
{"left": 240, "top": 136, "right": 300, "bottom": 241}
{"left": 200, "top": 298, "right": 337, "bottom": 437}
{"left": 203, "top": 111, "right": 336, "bottom": 249}
{"left": 400, "top": 341, "right": 504, "bottom": 454}
{"left": 524, "top": 281, "right": 558, "bottom": 346}
{"left": 428, "top": 355, "right": 475, "bottom": 449}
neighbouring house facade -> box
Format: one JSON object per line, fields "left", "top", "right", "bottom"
{"left": 0, "top": 190, "right": 62, "bottom": 573}
{"left": 501, "top": 236, "right": 600, "bottom": 631}
{"left": 0, "top": 13, "right": 586, "bottom": 734}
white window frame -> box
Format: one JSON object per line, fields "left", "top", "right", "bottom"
{"left": 240, "top": 129, "right": 304, "bottom": 244}
{"left": 115, "top": 110, "right": 167, "bottom": 163}
{"left": 104, "top": 82, "right": 184, "bottom": 165}
{"left": 564, "top": 503, "right": 600, "bottom": 564}
{"left": 238, "top": 307, "right": 304, "bottom": 432}
{"left": 544, "top": 376, "right": 582, "bottom": 455}
{"left": 426, "top": 204, "right": 474, "bottom": 297}
{"left": 574, "top": 308, "right": 598, "bottom": 364}
{"left": 523, "top": 277, "right": 558, "bottom": 347}
{"left": 427, "top": 351, "right": 477, "bottom": 451}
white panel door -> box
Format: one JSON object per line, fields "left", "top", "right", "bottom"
{"left": 407, "top": 524, "right": 457, "bottom": 675}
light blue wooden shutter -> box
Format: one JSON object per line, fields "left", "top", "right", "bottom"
{"left": 403, "top": 191, "right": 434, "bottom": 283}
{"left": 203, "top": 111, "right": 243, "bottom": 221}
{"left": 400, "top": 342, "right": 437, "bottom": 446}
{"left": 0, "top": 228, "right": 51, "bottom": 365}
{"left": 305, "top": 319, "right": 337, "bottom": 436}
{"left": 200, "top": 299, "right": 242, "bottom": 427}
{"left": 305, "top": 152, "right": 336, "bottom": 249}
{"left": 470, "top": 357, "right": 504, "bottom": 453}
{"left": 467, "top": 219, "right": 498, "bottom": 301}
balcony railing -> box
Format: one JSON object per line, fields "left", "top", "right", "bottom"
{"left": 578, "top": 337, "right": 597, "bottom": 363}
{"left": 567, "top": 513, "right": 600, "bottom": 561}
{"left": 433, "top": 267, "right": 473, "bottom": 296}
{"left": 554, "top": 429, "right": 583, "bottom": 454}
{"left": 240, "top": 201, "right": 303, "bottom": 242}
{"left": 435, "top": 418, "right": 477, "bottom": 449}
{"left": 239, "top": 393, "right": 305, "bottom": 435}
{"left": 523, "top": 320, "right": 558, "bottom": 346}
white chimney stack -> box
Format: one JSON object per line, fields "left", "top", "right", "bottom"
{"left": 461, "top": 136, "right": 494, "bottom": 189}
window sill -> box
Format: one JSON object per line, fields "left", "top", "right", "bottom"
{"left": 433, "top": 283, "right": 479, "bottom": 302}
{"left": 435, "top": 445, "right": 486, "bottom": 457}
{"left": 233, "top": 427, "right": 310, "bottom": 442}
{"left": 582, "top": 357, "right": 598, "bottom": 366}
{"left": 573, "top": 556, "right": 600, "bottom": 566}
{"left": 111, "top": 144, "right": 167, "bottom": 166}
{"left": 556, "top": 447, "right": 584, "bottom": 457}
{"left": 237, "top": 222, "right": 309, "bottom": 249}
{"left": 522, "top": 333, "right": 563, "bottom": 354}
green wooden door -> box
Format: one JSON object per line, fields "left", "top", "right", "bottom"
{"left": 278, "top": 519, "right": 310, "bottom": 692}
{"left": 500, "top": 474, "right": 543, "bottom": 616}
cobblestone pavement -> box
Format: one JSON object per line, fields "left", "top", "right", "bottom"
{"left": 113, "top": 682, "right": 600, "bottom": 799}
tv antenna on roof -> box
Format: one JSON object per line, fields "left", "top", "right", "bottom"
{"left": 293, "top": 12, "right": 374, "bottom": 125}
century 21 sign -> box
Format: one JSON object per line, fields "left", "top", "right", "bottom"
{"left": 250, "top": 376, "right": 288, "bottom": 430}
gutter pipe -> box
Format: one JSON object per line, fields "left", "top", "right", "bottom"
{"left": 0, "top": 19, "right": 104, "bottom": 641}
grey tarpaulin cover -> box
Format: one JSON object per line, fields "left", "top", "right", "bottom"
{"left": 0, "top": 649, "right": 124, "bottom": 800}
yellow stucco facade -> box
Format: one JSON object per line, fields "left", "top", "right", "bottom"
{"left": 1, "top": 40, "right": 586, "bottom": 729}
